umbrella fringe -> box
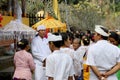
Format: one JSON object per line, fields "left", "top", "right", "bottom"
{"left": 0, "top": 31, "right": 36, "bottom": 41}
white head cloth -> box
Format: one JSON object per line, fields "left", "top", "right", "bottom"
{"left": 37, "top": 25, "right": 46, "bottom": 31}
{"left": 47, "top": 33, "right": 62, "bottom": 41}
{"left": 95, "top": 25, "right": 109, "bottom": 37}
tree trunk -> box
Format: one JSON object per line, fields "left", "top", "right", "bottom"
{"left": 13, "top": 0, "right": 17, "bottom": 17}
{"left": 11, "top": 0, "right": 15, "bottom": 16}
{"left": 21, "top": 0, "right": 26, "bottom": 17}
{"left": 8, "top": 0, "right": 12, "bottom": 16}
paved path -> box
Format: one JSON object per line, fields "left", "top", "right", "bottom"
{"left": 0, "top": 55, "right": 14, "bottom": 80}
{"left": 0, "top": 66, "right": 14, "bottom": 72}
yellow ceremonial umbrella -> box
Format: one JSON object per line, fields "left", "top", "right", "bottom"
{"left": 32, "top": 15, "right": 66, "bottom": 32}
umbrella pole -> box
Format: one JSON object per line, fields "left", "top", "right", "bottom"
{"left": 14, "top": 31, "right": 17, "bottom": 53}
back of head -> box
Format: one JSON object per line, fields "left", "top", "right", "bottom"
{"left": 80, "top": 32, "right": 85, "bottom": 39}
{"left": 48, "top": 33, "right": 62, "bottom": 48}
{"left": 67, "top": 31, "right": 74, "bottom": 42}
{"left": 109, "top": 31, "right": 120, "bottom": 45}
{"left": 17, "top": 39, "right": 29, "bottom": 50}
{"left": 87, "top": 30, "right": 91, "bottom": 34}
{"left": 60, "top": 32, "right": 69, "bottom": 46}
{"left": 82, "top": 36, "right": 90, "bottom": 46}
{"left": 109, "top": 31, "right": 119, "bottom": 41}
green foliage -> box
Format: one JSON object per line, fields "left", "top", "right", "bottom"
{"left": 26, "top": 0, "right": 44, "bottom": 14}
{"left": 68, "top": 0, "right": 102, "bottom": 30}
{"left": 59, "top": 0, "right": 84, "bottom": 4}
{"left": 1, "top": 0, "right": 120, "bottom": 29}
{"left": 115, "top": 2, "right": 120, "bottom": 12}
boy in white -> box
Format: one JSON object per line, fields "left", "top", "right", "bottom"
{"left": 46, "top": 33, "right": 74, "bottom": 80}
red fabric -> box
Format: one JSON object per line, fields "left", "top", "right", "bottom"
{"left": 0, "top": 14, "right": 3, "bottom": 27}
{"left": 0, "top": 14, "right": 3, "bottom": 22}
{"left": 45, "top": 28, "right": 50, "bottom": 38}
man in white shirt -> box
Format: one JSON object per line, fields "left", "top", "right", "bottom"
{"left": 86, "top": 25, "right": 120, "bottom": 80}
{"left": 31, "top": 25, "right": 51, "bottom": 80}
{"left": 46, "top": 33, "right": 74, "bottom": 80}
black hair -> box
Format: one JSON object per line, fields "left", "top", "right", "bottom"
{"left": 17, "top": 39, "right": 29, "bottom": 50}
{"left": 90, "top": 32, "right": 95, "bottom": 42}
{"left": 52, "top": 41, "right": 62, "bottom": 48}
{"left": 60, "top": 32, "right": 69, "bottom": 46}
{"left": 87, "top": 30, "right": 91, "bottom": 34}
{"left": 109, "top": 31, "right": 120, "bottom": 43}
{"left": 82, "top": 36, "right": 90, "bottom": 46}
{"left": 119, "top": 35, "right": 120, "bottom": 44}
{"left": 80, "top": 32, "right": 85, "bottom": 39}
{"left": 67, "top": 31, "right": 74, "bottom": 42}
{"left": 75, "top": 33, "right": 80, "bottom": 38}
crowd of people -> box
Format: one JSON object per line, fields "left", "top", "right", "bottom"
{"left": 12, "top": 25, "right": 120, "bottom": 80}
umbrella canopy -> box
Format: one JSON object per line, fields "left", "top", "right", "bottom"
{"left": 2, "top": 20, "right": 35, "bottom": 32}
{"left": 0, "top": 20, "right": 36, "bottom": 40}
{"left": 32, "top": 16, "right": 66, "bottom": 31}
